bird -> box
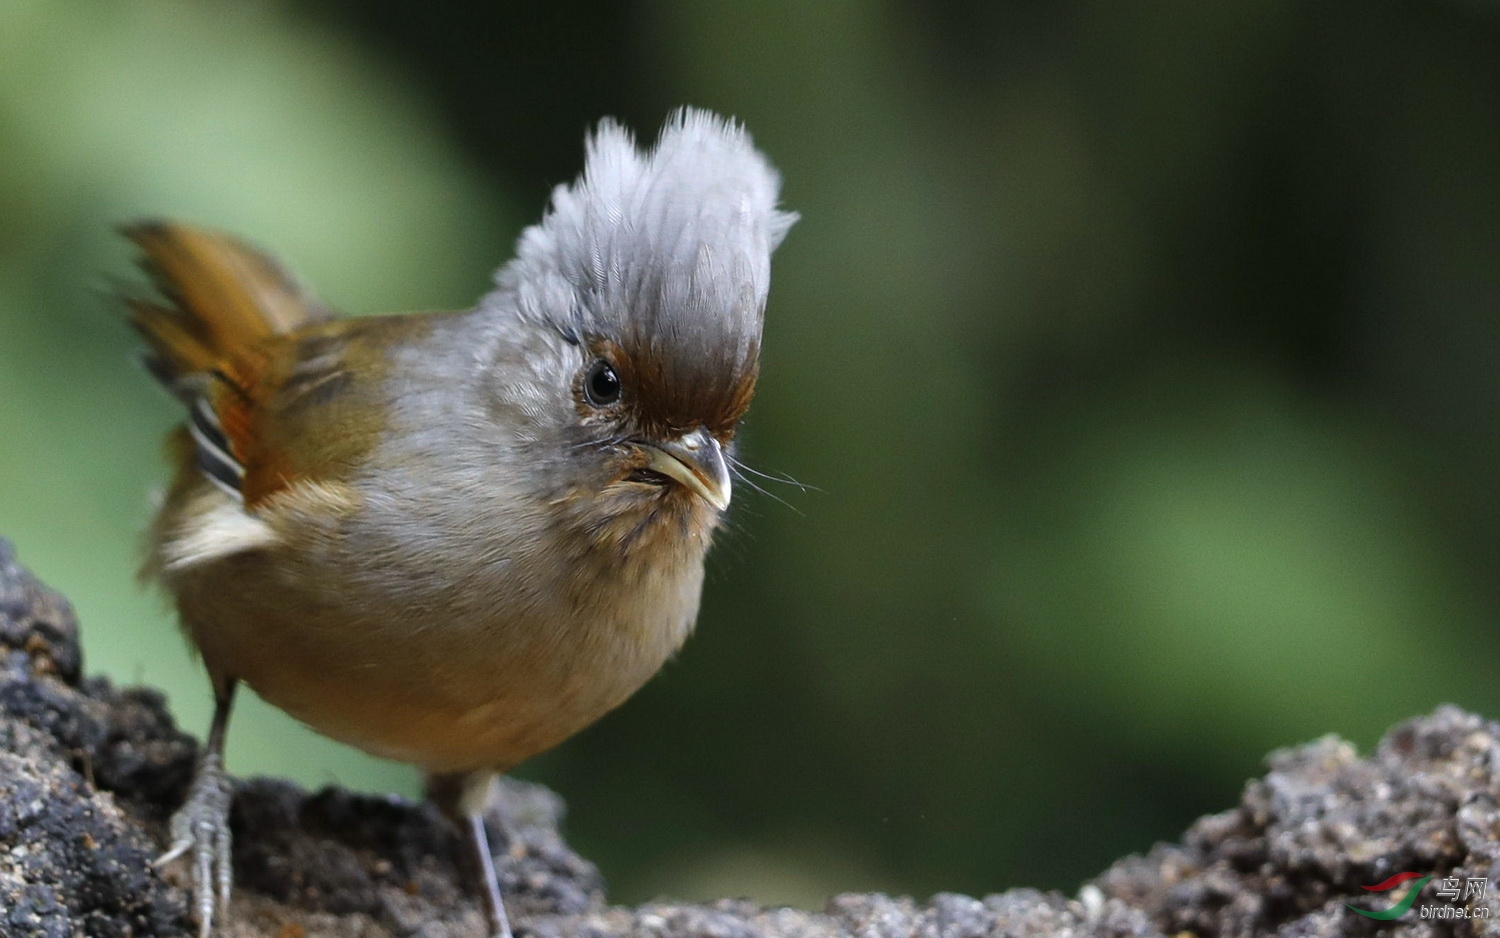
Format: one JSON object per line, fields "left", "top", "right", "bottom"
{"left": 120, "top": 107, "right": 796, "bottom": 938}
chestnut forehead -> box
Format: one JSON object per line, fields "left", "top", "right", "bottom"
{"left": 589, "top": 335, "right": 758, "bottom": 434}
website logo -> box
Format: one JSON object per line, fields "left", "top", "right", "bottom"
{"left": 1346, "top": 873, "right": 1431, "bottom": 921}
{"left": 1346, "top": 873, "right": 1490, "bottom": 921}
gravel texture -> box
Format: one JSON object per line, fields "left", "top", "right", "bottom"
{"left": 1, "top": 537, "right": 1496, "bottom": 937}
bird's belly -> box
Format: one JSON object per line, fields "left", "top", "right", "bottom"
{"left": 251, "top": 661, "right": 633, "bottom": 773}
{"left": 248, "top": 658, "right": 634, "bottom": 774}
{"left": 174, "top": 550, "right": 699, "bottom": 773}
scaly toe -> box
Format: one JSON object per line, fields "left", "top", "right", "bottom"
{"left": 159, "top": 753, "right": 233, "bottom": 936}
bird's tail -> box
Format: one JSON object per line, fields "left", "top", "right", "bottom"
{"left": 120, "top": 221, "right": 329, "bottom": 397}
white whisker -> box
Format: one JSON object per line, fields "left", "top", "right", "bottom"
{"left": 728, "top": 463, "right": 805, "bottom": 516}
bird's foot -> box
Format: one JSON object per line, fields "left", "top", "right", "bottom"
{"left": 156, "top": 750, "right": 233, "bottom": 938}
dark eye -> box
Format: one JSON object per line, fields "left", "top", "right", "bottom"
{"left": 584, "top": 360, "right": 622, "bottom": 406}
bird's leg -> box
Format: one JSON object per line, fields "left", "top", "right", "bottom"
{"left": 469, "top": 808, "right": 514, "bottom": 938}
{"left": 463, "top": 770, "right": 515, "bottom": 938}
{"left": 156, "top": 680, "right": 237, "bottom": 938}
{"left": 430, "top": 769, "right": 514, "bottom": 938}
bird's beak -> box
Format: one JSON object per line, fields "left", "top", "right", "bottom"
{"left": 642, "top": 428, "right": 732, "bottom": 511}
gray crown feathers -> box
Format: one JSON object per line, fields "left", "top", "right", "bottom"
{"left": 495, "top": 108, "right": 797, "bottom": 372}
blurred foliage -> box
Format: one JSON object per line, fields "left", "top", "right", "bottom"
{"left": 2, "top": 0, "right": 1500, "bottom": 910}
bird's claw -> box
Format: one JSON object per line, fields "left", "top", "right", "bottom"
{"left": 156, "top": 751, "right": 233, "bottom": 937}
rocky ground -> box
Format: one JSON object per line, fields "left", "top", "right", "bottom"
{"left": 2, "top": 538, "right": 1499, "bottom": 937}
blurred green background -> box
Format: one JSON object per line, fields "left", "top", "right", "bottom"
{"left": 4, "top": 0, "right": 1500, "bottom": 910}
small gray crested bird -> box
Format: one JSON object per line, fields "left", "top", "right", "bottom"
{"left": 122, "top": 108, "right": 795, "bottom": 937}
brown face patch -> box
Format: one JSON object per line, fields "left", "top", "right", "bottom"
{"left": 549, "top": 448, "right": 722, "bottom": 559}
{"left": 582, "top": 335, "right": 758, "bottom": 441}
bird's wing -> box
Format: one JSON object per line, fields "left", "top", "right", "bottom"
{"left": 122, "top": 221, "right": 420, "bottom": 509}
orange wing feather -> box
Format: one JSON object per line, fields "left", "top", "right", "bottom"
{"left": 122, "top": 221, "right": 332, "bottom": 506}
{"left": 123, "top": 220, "right": 329, "bottom": 381}
{"left": 123, "top": 221, "right": 429, "bottom": 510}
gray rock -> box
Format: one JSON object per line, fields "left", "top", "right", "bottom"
{"left": 0, "top": 537, "right": 1493, "bottom": 936}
